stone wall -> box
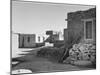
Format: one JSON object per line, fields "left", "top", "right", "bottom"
{"left": 63, "top": 43, "right": 96, "bottom": 66}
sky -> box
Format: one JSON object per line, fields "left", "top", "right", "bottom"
{"left": 12, "top": 1, "right": 95, "bottom": 35}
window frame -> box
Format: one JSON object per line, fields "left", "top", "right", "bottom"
{"left": 83, "top": 19, "right": 94, "bottom": 40}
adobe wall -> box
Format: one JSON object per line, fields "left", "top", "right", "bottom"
{"left": 19, "top": 34, "right": 36, "bottom": 48}
{"left": 64, "top": 8, "right": 96, "bottom": 48}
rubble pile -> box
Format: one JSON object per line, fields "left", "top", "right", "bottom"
{"left": 63, "top": 43, "right": 96, "bottom": 65}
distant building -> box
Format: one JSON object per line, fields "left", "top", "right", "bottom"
{"left": 45, "top": 30, "right": 64, "bottom": 47}
{"left": 19, "top": 34, "right": 36, "bottom": 48}
{"left": 45, "top": 30, "right": 64, "bottom": 43}
{"left": 64, "top": 8, "right": 96, "bottom": 47}
{"left": 36, "top": 35, "right": 46, "bottom": 43}
{"left": 46, "top": 31, "right": 53, "bottom": 35}
{"left": 45, "top": 30, "right": 60, "bottom": 43}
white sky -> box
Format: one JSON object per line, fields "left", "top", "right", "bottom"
{"left": 12, "top": 1, "right": 95, "bottom": 35}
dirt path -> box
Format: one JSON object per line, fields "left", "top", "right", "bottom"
{"left": 12, "top": 47, "right": 93, "bottom": 73}
{"left": 12, "top": 55, "right": 92, "bottom": 73}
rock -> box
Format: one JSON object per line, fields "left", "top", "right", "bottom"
{"left": 64, "top": 43, "right": 96, "bottom": 65}
{"left": 82, "top": 54, "right": 90, "bottom": 60}
{"left": 74, "top": 60, "right": 92, "bottom": 66}
{"left": 79, "top": 44, "right": 86, "bottom": 52}
{"left": 90, "top": 55, "right": 96, "bottom": 63}
{"left": 73, "top": 44, "right": 78, "bottom": 50}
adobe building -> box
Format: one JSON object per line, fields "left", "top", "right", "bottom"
{"left": 64, "top": 8, "right": 96, "bottom": 48}
{"left": 45, "top": 30, "right": 61, "bottom": 43}
{"left": 36, "top": 35, "right": 46, "bottom": 43}
{"left": 19, "top": 34, "right": 36, "bottom": 48}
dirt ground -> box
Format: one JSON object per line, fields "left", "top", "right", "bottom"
{"left": 12, "top": 47, "right": 95, "bottom": 74}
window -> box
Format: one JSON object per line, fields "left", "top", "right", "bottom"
{"left": 86, "top": 21, "right": 92, "bottom": 39}
{"left": 22, "top": 37, "right": 24, "bottom": 47}
{"left": 38, "top": 36, "right": 40, "bottom": 42}
{"left": 27, "top": 36, "right": 30, "bottom": 42}
{"left": 84, "top": 19, "right": 93, "bottom": 40}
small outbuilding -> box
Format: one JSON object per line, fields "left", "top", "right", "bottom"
{"left": 19, "top": 34, "right": 36, "bottom": 48}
